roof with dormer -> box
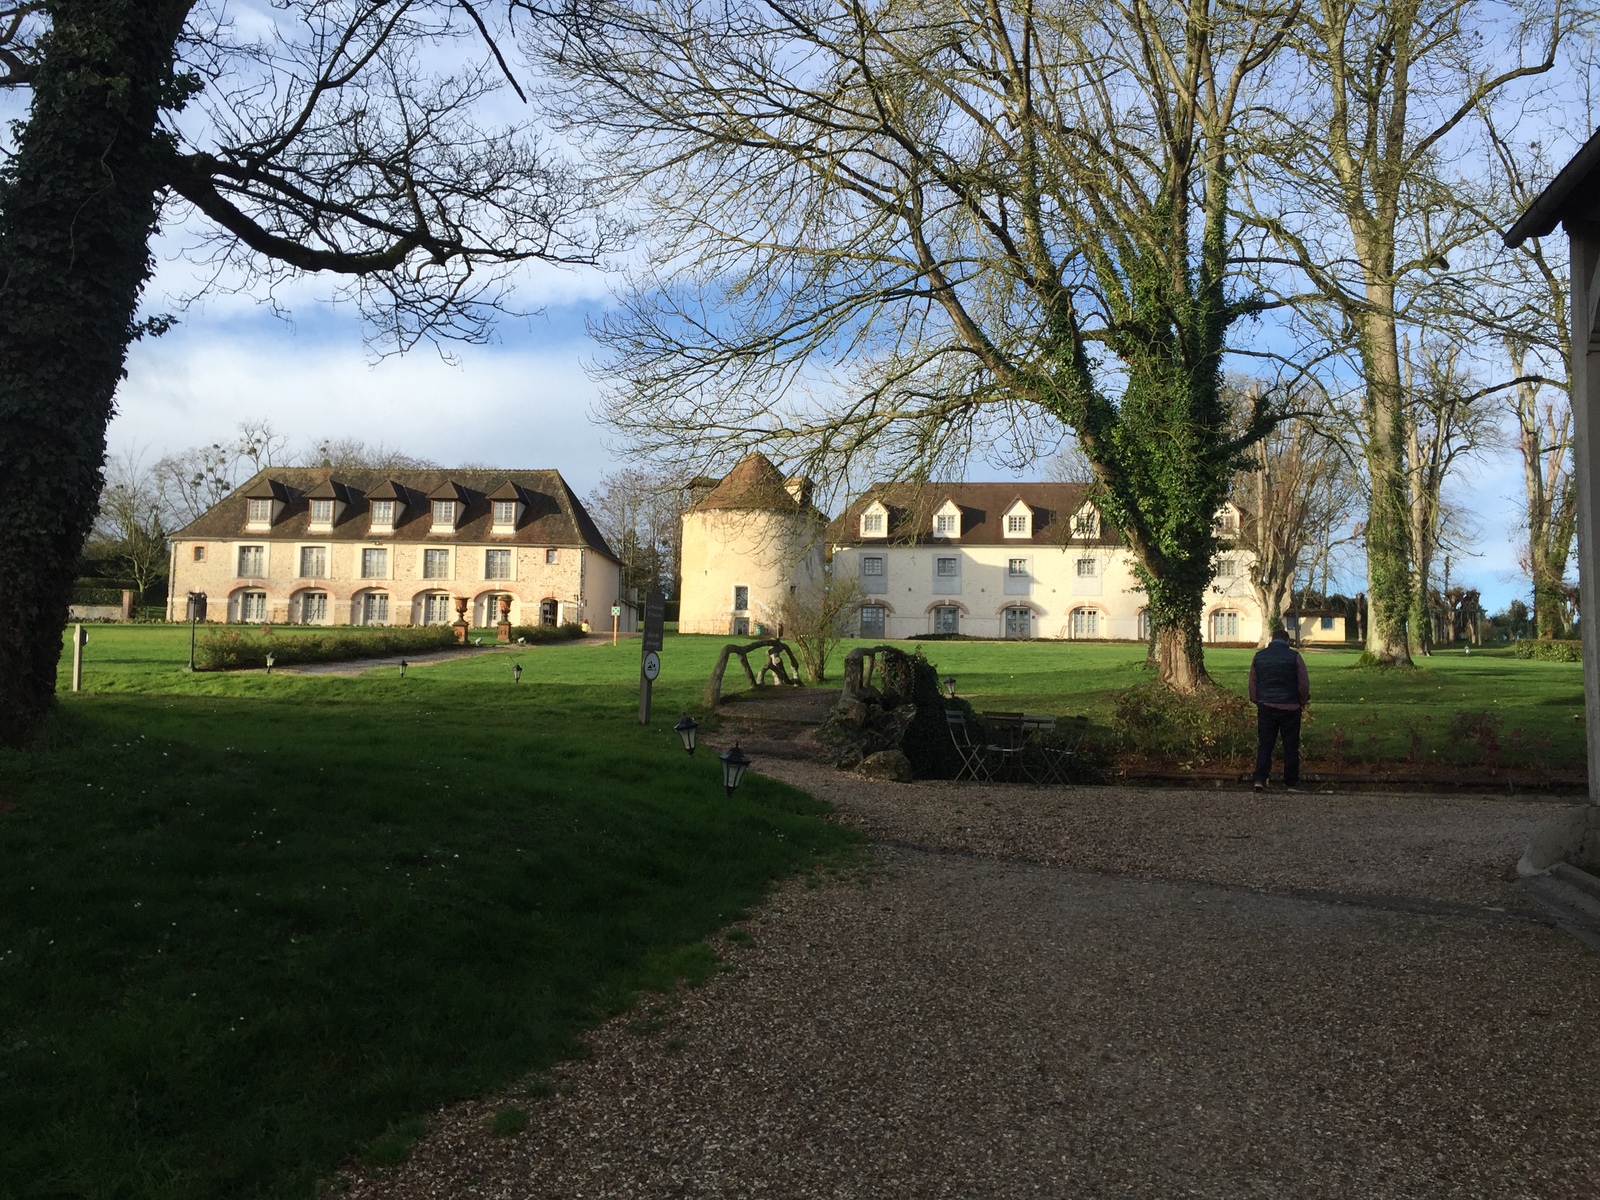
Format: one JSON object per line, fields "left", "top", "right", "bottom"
{"left": 175, "top": 468, "right": 617, "bottom": 559}
{"left": 828, "top": 482, "right": 1120, "bottom": 548}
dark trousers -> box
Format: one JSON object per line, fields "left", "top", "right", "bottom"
{"left": 1254, "top": 705, "right": 1302, "bottom": 787}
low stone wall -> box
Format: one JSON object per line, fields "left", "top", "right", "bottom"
{"left": 67, "top": 606, "right": 125, "bottom": 622}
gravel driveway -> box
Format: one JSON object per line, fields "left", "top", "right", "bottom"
{"left": 341, "top": 772, "right": 1600, "bottom": 1199}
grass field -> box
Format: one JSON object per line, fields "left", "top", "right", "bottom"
{"left": 3, "top": 626, "right": 1585, "bottom": 1198}
{"left": 3, "top": 628, "right": 858, "bottom": 1200}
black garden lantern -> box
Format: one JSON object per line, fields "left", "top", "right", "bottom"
{"left": 513, "top": 662, "right": 523, "bottom": 683}
{"left": 942, "top": 675, "right": 957, "bottom": 699}
{"left": 718, "top": 743, "right": 751, "bottom": 796}
{"left": 674, "top": 713, "right": 699, "bottom": 755}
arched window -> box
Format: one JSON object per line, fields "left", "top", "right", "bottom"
{"left": 297, "top": 592, "right": 328, "bottom": 625}
{"left": 1208, "top": 610, "right": 1240, "bottom": 641}
{"left": 1068, "top": 607, "right": 1099, "bottom": 638}
{"left": 1003, "top": 607, "right": 1031, "bottom": 638}
{"left": 859, "top": 605, "right": 886, "bottom": 638}
{"left": 420, "top": 593, "right": 453, "bottom": 625}
{"left": 932, "top": 606, "right": 960, "bottom": 635}
{"left": 239, "top": 591, "right": 267, "bottom": 623}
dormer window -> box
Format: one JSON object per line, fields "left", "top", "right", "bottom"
{"left": 309, "top": 499, "right": 334, "bottom": 525}
{"left": 1215, "top": 506, "right": 1239, "bottom": 534}
{"left": 432, "top": 500, "right": 457, "bottom": 529}
{"left": 1002, "top": 499, "right": 1033, "bottom": 539}
{"left": 863, "top": 513, "right": 884, "bottom": 534}
{"left": 428, "top": 481, "right": 468, "bottom": 533}
{"left": 487, "top": 482, "right": 526, "bottom": 533}
{"left": 1072, "top": 506, "right": 1100, "bottom": 538}
{"left": 860, "top": 501, "right": 889, "bottom": 538}
{"left": 932, "top": 500, "right": 962, "bottom": 539}
{"left": 247, "top": 499, "right": 272, "bottom": 525}
{"left": 493, "top": 500, "right": 516, "bottom": 526}
{"left": 370, "top": 500, "right": 394, "bottom": 527}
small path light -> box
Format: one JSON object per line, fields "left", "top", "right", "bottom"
{"left": 513, "top": 662, "right": 523, "bottom": 683}
{"left": 943, "top": 675, "right": 957, "bottom": 699}
{"left": 400, "top": 660, "right": 408, "bottom": 678}
{"left": 265, "top": 653, "right": 276, "bottom": 675}
{"left": 674, "top": 713, "right": 699, "bottom": 755}
{"left": 719, "top": 743, "right": 752, "bottom": 796}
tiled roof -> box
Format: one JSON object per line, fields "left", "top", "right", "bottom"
{"left": 828, "top": 481, "right": 1120, "bottom": 548}
{"left": 175, "top": 468, "right": 617, "bottom": 558}
{"left": 688, "top": 452, "right": 823, "bottom": 516}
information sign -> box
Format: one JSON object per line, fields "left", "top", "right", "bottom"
{"left": 643, "top": 651, "right": 661, "bottom": 681}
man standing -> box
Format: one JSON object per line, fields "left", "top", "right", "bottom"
{"left": 1249, "top": 628, "right": 1310, "bottom": 792}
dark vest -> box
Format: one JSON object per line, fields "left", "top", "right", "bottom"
{"left": 1253, "top": 640, "right": 1301, "bottom": 706}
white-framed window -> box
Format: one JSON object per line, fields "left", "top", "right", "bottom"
{"left": 1008, "top": 558, "right": 1029, "bottom": 577}
{"left": 1003, "top": 607, "right": 1031, "bottom": 638}
{"left": 1137, "top": 608, "right": 1151, "bottom": 640}
{"left": 733, "top": 585, "right": 750, "bottom": 611}
{"left": 1069, "top": 607, "right": 1099, "bottom": 637}
{"left": 545, "top": 548, "right": 559, "bottom": 564}
{"left": 862, "top": 511, "right": 885, "bottom": 535}
{"left": 1209, "top": 610, "right": 1240, "bottom": 640}
{"left": 1073, "top": 511, "right": 1099, "bottom": 537}
{"left": 1007, "top": 515, "right": 1027, "bottom": 534}
{"left": 862, "top": 556, "right": 885, "bottom": 577}
{"left": 485, "top": 549, "right": 512, "bottom": 580}
{"left": 370, "top": 500, "right": 395, "bottom": 526}
{"left": 933, "top": 606, "right": 960, "bottom": 634}
{"left": 246, "top": 498, "right": 273, "bottom": 525}
{"left": 362, "top": 592, "right": 389, "bottom": 625}
{"left": 422, "top": 593, "right": 453, "bottom": 624}
{"left": 423, "top": 548, "right": 450, "bottom": 579}
{"left": 192, "top": 545, "right": 206, "bottom": 562}
{"left": 1216, "top": 508, "right": 1239, "bottom": 534}
{"left": 237, "top": 545, "right": 265, "bottom": 577}
{"left": 240, "top": 591, "right": 267, "bottom": 622}
{"left": 300, "top": 592, "right": 328, "bottom": 623}
{"left": 935, "top": 513, "right": 959, "bottom": 537}
{"left": 1216, "top": 558, "right": 1237, "bottom": 578}
{"left": 298, "top": 546, "right": 326, "bottom": 578}
{"left": 493, "top": 500, "right": 517, "bottom": 526}
{"left": 309, "top": 498, "right": 334, "bottom": 524}
{"left": 936, "top": 557, "right": 958, "bottom": 577}
{"left": 431, "top": 499, "right": 457, "bottom": 528}
{"left": 859, "top": 605, "right": 885, "bottom": 637}
{"left": 361, "top": 547, "right": 388, "bottom": 579}
{"left": 1075, "top": 557, "right": 1097, "bottom": 578}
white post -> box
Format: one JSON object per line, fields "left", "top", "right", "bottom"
{"left": 71, "top": 623, "right": 84, "bottom": 693}
{"left": 1571, "top": 220, "right": 1600, "bottom": 804}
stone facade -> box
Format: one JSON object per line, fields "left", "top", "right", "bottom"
{"left": 828, "top": 482, "right": 1265, "bottom": 642}
{"left": 166, "top": 467, "right": 631, "bottom": 629}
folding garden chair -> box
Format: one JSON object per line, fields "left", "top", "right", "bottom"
{"left": 1029, "top": 715, "right": 1089, "bottom": 787}
{"left": 945, "top": 709, "right": 995, "bottom": 782}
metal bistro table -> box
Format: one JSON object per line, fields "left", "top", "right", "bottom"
{"left": 981, "top": 711, "right": 1085, "bottom": 785}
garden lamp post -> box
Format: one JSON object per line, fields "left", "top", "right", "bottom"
{"left": 719, "top": 743, "right": 752, "bottom": 796}
{"left": 400, "top": 660, "right": 408, "bottom": 678}
{"left": 185, "top": 591, "right": 205, "bottom": 672}
{"left": 513, "top": 662, "right": 523, "bottom": 683}
{"left": 943, "top": 675, "right": 957, "bottom": 700}
{"left": 265, "top": 653, "right": 276, "bottom": 675}
{"left": 674, "top": 713, "right": 699, "bottom": 755}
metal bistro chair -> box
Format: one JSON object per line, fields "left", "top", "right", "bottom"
{"left": 945, "top": 709, "right": 997, "bottom": 783}
{"left": 1028, "top": 715, "right": 1089, "bottom": 787}
{"left": 980, "top": 711, "right": 1027, "bottom": 782}
{"left": 1019, "top": 714, "right": 1056, "bottom": 784}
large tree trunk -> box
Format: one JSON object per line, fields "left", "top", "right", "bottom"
{"left": 1153, "top": 619, "right": 1210, "bottom": 694}
{"left": 0, "top": 2, "right": 191, "bottom": 746}
{"left": 1356, "top": 295, "right": 1414, "bottom": 665}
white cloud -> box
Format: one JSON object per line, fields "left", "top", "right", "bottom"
{"left": 110, "top": 320, "right": 618, "bottom": 494}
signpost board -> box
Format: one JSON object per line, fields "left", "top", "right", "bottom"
{"left": 638, "top": 592, "right": 666, "bottom": 724}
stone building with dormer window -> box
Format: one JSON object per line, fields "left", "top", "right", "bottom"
{"left": 167, "top": 468, "right": 631, "bottom": 630}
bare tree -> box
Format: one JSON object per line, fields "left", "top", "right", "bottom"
{"left": 1233, "top": 413, "right": 1358, "bottom": 646}
{"left": 94, "top": 451, "right": 172, "bottom": 597}
{"left": 537, "top": 0, "right": 1298, "bottom": 692}
{"left": 1247, "top": 0, "right": 1563, "bottom": 664}
{"left": 779, "top": 576, "right": 863, "bottom": 684}
{"left": 586, "top": 468, "right": 690, "bottom": 600}
{"left": 0, "top": 2, "right": 611, "bottom": 744}
{"left": 311, "top": 438, "right": 438, "bottom": 472}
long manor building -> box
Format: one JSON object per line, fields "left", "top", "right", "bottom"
{"left": 166, "top": 468, "right": 631, "bottom": 629}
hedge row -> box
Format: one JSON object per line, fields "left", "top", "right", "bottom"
{"left": 197, "top": 626, "right": 458, "bottom": 671}
{"left": 509, "top": 622, "right": 587, "bottom": 644}
{"left": 1508, "top": 639, "right": 1583, "bottom": 662}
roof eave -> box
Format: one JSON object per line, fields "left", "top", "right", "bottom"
{"left": 1505, "top": 125, "right": 1600, "bottom": 247}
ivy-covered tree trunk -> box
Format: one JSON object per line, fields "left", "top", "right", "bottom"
{"left": 1355, "top": 295, "right": 1414, "bottom": 666}
{"left": 0, "top": 2, "right": 193, "bottom": 747}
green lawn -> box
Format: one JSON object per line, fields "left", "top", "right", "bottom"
{"left": 3, "top": 628, "right": 857, "bottom": 1200}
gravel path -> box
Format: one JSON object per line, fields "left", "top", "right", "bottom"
{"left": 340, "top": 774, "right": 1600, "bottom": 1199}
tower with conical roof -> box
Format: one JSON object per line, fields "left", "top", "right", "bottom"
{"left": 678, "top": 452, "right": 826, "bottom": 636}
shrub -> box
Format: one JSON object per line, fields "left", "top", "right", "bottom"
{"left": 1110, "top": 682, "right": 1254, "bottom": 765}
{"left": 1449, "top": 710, "right": 1504, "bottom": 772}
{"left": 508, "top": 622, "right": 587, "bottom": 644}
{"left": 196, "top": 625, "right": 458, "bottom": 670}
{"left": 1509, "top": 639, "right": 1582, "bottom": 662}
